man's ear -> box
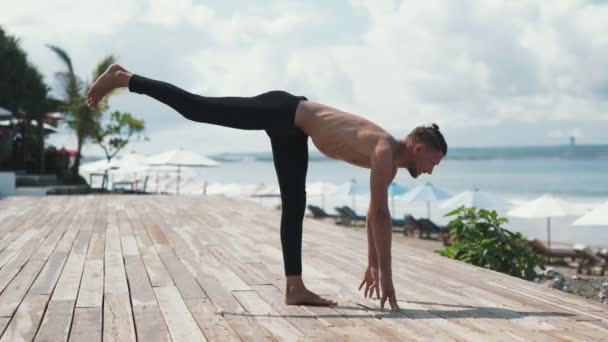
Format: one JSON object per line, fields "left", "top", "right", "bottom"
{"left": 414, "top": 143, "right": 424, "bottom": 153}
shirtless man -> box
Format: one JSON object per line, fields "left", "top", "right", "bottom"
{"left": 86, "top": 64, "right": 447, "bottom": 310}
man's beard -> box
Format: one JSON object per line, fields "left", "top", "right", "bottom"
{"left": 407, "top": 167, "right": 418, "bottom": 178}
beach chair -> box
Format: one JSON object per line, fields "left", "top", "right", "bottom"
{"left": 596, "top": 249, "right": 608, "bottom": 274}
{"left": 527, "top": 238, "right": 579, "bottom": 265}
{"left": 575, "top": 245, "right": 606, "bottom": 276}
{"left": 334, "top": 206, "right": 366, "bottom": 226}
{"left": 112, "top": 181, "right": 134, "bottom": 192}
{"left": 123, "top": 176, "right": 150, "bottom": 194}
{"left": 89, "top": 172, "right": 109, "bottom": 193}
{"left": 306, "top": 205, "right": 338, "bottom": 219}
{"left": 401, "top": 216, "right": 445, "bottom": 239}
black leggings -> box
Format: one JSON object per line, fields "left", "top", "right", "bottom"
{"left": 129, "top": 75, "right": 308, "bottom": 276}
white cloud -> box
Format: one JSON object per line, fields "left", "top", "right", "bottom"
{"left": 3, "top": 0, "right": 608, "bottom": 157}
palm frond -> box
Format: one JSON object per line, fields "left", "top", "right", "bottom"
{"left": 46, "top": 45, "right": 81, "bottom": 100}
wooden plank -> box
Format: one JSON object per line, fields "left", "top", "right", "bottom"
{"left": 34, "top": 299, "right": 75, "bottom": 342}
{"left": 103, "top": 293, "right": 136, "bottom": 342}
{"left": 251, "top": 284, "right": 335, "bottom": 338}
{"left": 132, "top": 306, "right": 172, "bottom": 342}
{"left": 76, "top": 260, "right": 104, "bottom": 308}
{"left": 184, "top": 298, "right": 241, "bottom": 342}
{"left": 104, "top": 252, "right": 129, "bottom": 294}
{"left": 69, "top": 308, "right": 102, "bottom": 342}
{"left": 31, "top": 210, "right": 74, "bottom": 261}
{"left": 154, "top": 286, "right": 207, "bottom": 342}
{"left": 29, "top": 251, "right": 69, "bottom": 295}
{"left": 124, "top": 256, "right": 156, "bottom": 307}
{"left": 145, "top": 224, "right": 171, "bottom": 246}
{"left": 86, "top": 233, "right": 105, "bottom": 260}
{"left": 159, "top": 255, "right": 205, "bottom": 300}
{"left": 0, "top": 266, "right": 21, "bottom": 294}
{"left": 0, "top": 260, "right": 45, "bottom": 317}
{"left": 0, "top": 230, "right": 37, "bottom": 268}
{"left": 0, "top": 294, "right": 48, "bottom": 342}
{"left": 0, "top": 318, "right": 9, "bottom": 337}
{"left": 177, "top": 249, "right": 274, "bottom": 341}
{"left": 159, "top": 254, "right": 242, "bottom": 341}
{"left": 121, "top": 235, "right": 139, "bottom": 256}
{"left": 233, "top": 290, "right": 304, "bottom": 341}
{"left": 141, "top": 254, "right": 173, "bottom": 287}
{"left": 51, "top": 253, "right": 86, "bottom": 301}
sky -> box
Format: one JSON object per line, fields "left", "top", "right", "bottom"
{"left": 2, "top": 0, "right": 608, "bottom": 158}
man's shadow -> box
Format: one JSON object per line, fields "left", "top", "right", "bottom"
{"left": 221, "top": 300, "right": 576, "bottom": 320}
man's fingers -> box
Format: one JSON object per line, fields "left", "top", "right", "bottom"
{"left": 358, "top": 280, "right": 365, "bottom": 291}
{"left": 364, "top": 284, "right": 370, "bottom": 298}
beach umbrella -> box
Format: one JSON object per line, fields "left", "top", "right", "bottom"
{"left": 439, "top": 186, "right": 511, "bottom": 211}
{"left": 507, "top": 194, "right": 577, "bottom": 252}
{"left": 331, "top": 179, "right": 369, "bottom": 213}
{"left": 307, "top": 181, "right": 338, "bottom": 210}
{"left": 388, "top": 182, "right": 409, "bottom": 215}
{"left": 0, "top": 106, "right": 10, "bottom": 117}
{"left": 573, "top": 200, "right": 608, "bottom": 226}
{"left": 251, "top": 183, "right": 281, "bottom": 197}
{"left": 400, "top": 182, "right": 451, "bottom": 219}
{"left": 144, "top": 148, "right": 220, "bottom": 194}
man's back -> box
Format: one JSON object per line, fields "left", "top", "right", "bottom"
{"left": 295, "top": 100, "right": 398, "bottom": 169}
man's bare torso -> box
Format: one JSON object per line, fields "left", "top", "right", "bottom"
{"left": 294, "top": 100, "right": 399, "bottom": 174}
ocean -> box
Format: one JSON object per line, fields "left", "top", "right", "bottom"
{"left": 83, "top": 144, "right": 608, "bottom": 248}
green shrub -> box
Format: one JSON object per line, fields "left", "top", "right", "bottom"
{"left": 439, "top": 206, "right": 544, "bottom": 281}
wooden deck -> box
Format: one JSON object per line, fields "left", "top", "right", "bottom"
{"left": 0, "top": 195, "right": 606, "bottom": 341}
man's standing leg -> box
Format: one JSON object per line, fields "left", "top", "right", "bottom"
{"left": 268, "top": 133, "right": 337, "bottom": 306}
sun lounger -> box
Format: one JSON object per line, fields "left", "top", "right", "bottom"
{"left": 339, "top": 206, "right": 407, "bottom": 224}
{"left": 307, "top": 205, "right": 338, "bottom": 219}
{"left": 334, "top": 206, "right": 366, "bottom": 226}
{"left": 527, "top": 238, "right": 579, "bottom": 266}
{"left": 403, "top": 216, "right": 446, "bottom": 240}
{"left": 574, "top": 245, "right": 606, "bottom": 276}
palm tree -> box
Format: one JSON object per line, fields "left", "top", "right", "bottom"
{"left": 47, "top": 45, "right": 117, "bottom": 178}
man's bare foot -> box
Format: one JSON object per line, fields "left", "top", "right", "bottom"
{"left": 285, "top": 286, "right": 337, "bottom": 306}
{"left": 284, "top": 277, "right": 337, "bottom": 306}
{"left": 85, "top": 64, "right": 132, "bottom": 110}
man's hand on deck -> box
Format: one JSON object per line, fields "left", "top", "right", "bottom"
{"left": 358, "top": 265, "right": 380, "bottom": 299}
{"left": 380, "top": 273, "right": 399, "bottom": 310}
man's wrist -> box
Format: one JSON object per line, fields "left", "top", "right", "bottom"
{"left": 380, "top": 268, "right": 392, "bottom": 278}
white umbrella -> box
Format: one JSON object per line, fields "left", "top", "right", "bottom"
{"left": 400, "top": 182, "right": 451, "bottom": 219}
{"left": 507, "top": 194, "right": 577, "bottom": 252}
{"left": 439, "top": 186, "right": 511, "bottom": 211}
{"left": 144, "top": 148, "right": 220, "bottom": 194}
{"left": 331, "top": 179, "right": 369, "bottom": 213}
{"left": 573, "top": 200, "right": 608, "bottom": 226}
{"left": 251, "top": 183, "right": 281, "bottom": 197}
{"left": 307, "top": 181, "right": 338, "bottom": 210}
{"left": 388, "top": 182, "right": 409, "bottom": 215}
{"left": 0, "top": 106, "right": 11, "bottom": 117}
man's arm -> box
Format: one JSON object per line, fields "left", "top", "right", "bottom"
{"left": 369, "top": 143, "right": 393, "bottom": 277}
{"left": 366, "top": 206, "right": 377, "bottom": 267}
